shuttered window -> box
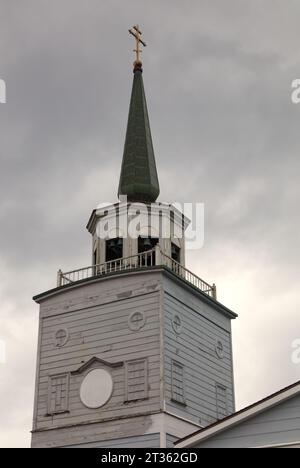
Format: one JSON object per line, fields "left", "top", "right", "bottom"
{"left": 171, "top": 361, "right": 186, "bottom": 405}
{"left": 216, "top": 383, "right": 228, "bottom": 419}
{"left": 47, "top": 373, "right": 69, "bottom": 414}
{"left": 125, "top": 359, "right": 148, "bottom": 402}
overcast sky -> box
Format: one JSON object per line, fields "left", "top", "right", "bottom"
{"left": 1, "top": 0, "right": 300, "bottom": 447}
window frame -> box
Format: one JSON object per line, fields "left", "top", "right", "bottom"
{"left": 47, "top": 372, "right": 70, "bottom": 415}
{"left": 215, "top": 383, "right": 228, "bottom": 420}
{"left": 171, "top": 360, "right": 186, "bottom": 406}
{"left": 124, "top": 358, "right": 149, "bottom": 402}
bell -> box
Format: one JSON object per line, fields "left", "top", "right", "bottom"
{"left": 107, "top": 238, "right": 119, "bottom": 254}
{"left": 116, "top": 238, "right": 123, "bottom": 247}
{"left": 143, "top": 237, "right": 152, "bottom": 248}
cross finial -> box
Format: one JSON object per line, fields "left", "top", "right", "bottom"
{"left": 128, "top": 25, "right": 146, "bottom": 71}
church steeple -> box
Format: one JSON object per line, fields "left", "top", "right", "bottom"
{"left": 118, "top": 26, "right": 160, "bottom": 203}
{"left": 32, "top": 27, "right": 237, "bottom": 449}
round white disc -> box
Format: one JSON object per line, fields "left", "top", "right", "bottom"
{"left": 80, "top": 369, "right": 113, "bottom": 409}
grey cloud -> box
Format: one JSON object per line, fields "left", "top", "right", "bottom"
{"left": 1, "top": 0, "right": 300, "bottom": 446}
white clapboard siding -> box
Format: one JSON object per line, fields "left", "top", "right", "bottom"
{"left": 166, "top": 433, "right": 178, "bottom": 448}
{"left": 34, "top": 273, "right": 162, "bottom": 433}
{"left": 193, "top": 393, "right": 300, "bottom": 448}
{"left": 162, "top": 276, "right": 235, "bottom": 428}
{"left": 32, "top": 269, "right": 236, "bottom": 447}
{"left": 64, "top": 433, "right": 161, "bottom": 448}
{"left": 32, "top": 414, "right": 160, "bottom": 448}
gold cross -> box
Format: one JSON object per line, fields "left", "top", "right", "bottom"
{"left": 128, "top": 25, "right": 146, "bottom": 67}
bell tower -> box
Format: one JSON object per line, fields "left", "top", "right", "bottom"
{"left": 31, "top": 27, "right": 237, "bottom": 448}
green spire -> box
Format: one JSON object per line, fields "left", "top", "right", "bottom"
{"left": 118, "top": 64, "right": 160, "bottom": 203}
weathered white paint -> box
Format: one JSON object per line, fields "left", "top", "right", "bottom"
{"left": 32, "top": 268, "right": 235, "bottom": 447}
{"left": 163, "top": 275, "right": 235, "bottom": 427}
{"left": 65, "top": 433, "right": 161, "bottom": 448}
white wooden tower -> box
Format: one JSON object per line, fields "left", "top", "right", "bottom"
{"left": 31, "top": 27, "right": 237, "bottom": 448}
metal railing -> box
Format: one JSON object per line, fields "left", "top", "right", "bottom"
{"left": 159, "top": 250, "right": 217, "bottom": 299}
{"left": 57, "top": 247, "right": 217, "bottom": 299}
